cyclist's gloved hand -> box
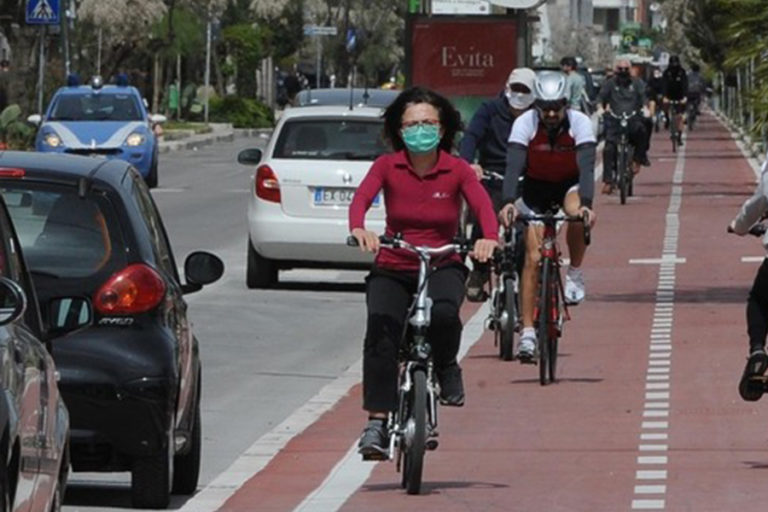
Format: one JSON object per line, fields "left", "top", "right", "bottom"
{"left": 472, "top": 238, "right": 499, "bottom": 263}
{"left": 351, "top": 228, "right": 380, "bottom": 253}
{"left": 498, "top": 204, "right": 517, "bottom": 228}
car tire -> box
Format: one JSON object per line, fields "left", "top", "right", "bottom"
{"left": 131, "top": 424, "right": 173, "bottom": 509}
{"left": 172, "top": 379, "right": 201, "bottom": 495}
{"left": 247, "top": 240, "right": 277, "bottom": 289}
{"left": 146, "top": 157, "right": 159, "bottom": 189}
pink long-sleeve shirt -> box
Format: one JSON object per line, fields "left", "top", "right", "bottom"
{"left": 349, "top": 149, "right": 499, "bottom": 271}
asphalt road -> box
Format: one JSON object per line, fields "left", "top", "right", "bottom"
{"left": 62, "top": 134, "right": 369, "bottom": 511}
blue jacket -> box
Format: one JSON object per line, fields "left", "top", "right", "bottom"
{"left": 459, "top": 93, "right": 515, "bottom": 174}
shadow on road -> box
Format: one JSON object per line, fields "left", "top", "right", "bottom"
{"left": 64, "top": 481, "right": 193, "bottom": 509}
{"left": 592, "top": 286, "right": 747, "bottom": 304}
{"left": 265, "top": 281, "right": 365, "bottom": 293}
{"left": 362, "top": 480, "right": 508, "bottom": 494}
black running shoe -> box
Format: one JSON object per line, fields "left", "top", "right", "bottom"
{"left": 437, "top": 363, "right": 465, "bottom": 407}
{"left": 466, "top": 268, "right": 489, "bottom": 303}
{"left": 739, "top": 349, "right": 768, "bottom": 402}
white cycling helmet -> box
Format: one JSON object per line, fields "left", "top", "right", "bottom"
{"left": 533, "top": 71, "right": 568, "bottom": 102}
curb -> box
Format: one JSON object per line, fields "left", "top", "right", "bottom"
{"left": 713, "top": 109, "right": 766, "bottom": 167}
{"left": 157, "top": 126, "right": 274, "bottom": 154}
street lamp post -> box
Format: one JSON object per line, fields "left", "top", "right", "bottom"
{"left": 204, "top": 17, "right": 212, "bottom": 125}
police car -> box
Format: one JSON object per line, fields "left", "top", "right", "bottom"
{"left": 28, "top": 75, "right": 166, "bottom": 188}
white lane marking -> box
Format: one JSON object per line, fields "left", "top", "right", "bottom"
{"left": 635, "top": 485, "right": 667, "bottom": 494}
{"left": 637, "top": 470, "right": 667, "bottom": 479}
{"left": 291, "top": 303, "right": 490, "bottom": 512}
{"left": 742, "top": 256, "right": 764, "bottom": 263}
{"left": 632, "top": 129, "right": 686, "bottom": 511}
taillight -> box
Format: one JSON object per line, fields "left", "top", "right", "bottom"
{"left": 255, "top": 165, "right": 281, "bottom": 203}
{"left": 0, "top": 168, "right": 25, "bottom": 178}
{"left": 94, "top": 264, "right": 166, "bottom": 315}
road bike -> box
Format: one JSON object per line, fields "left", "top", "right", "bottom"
{"left": 485, "top": 223, "right": 522, "bottom": 361}
{"left": 608, "top": 111, "right": 638, "bottom": 205}
{"left": 667, "top": 99, "right": 684, "bottom": 153}
{"left": 517, "top": 212, "right": 590, "bottom": 385}
{"left": 347, "top": 234, "right": 470, "bottom": 494}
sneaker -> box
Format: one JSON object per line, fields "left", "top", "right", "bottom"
{"left": 466, "top": 268, "right": 489, "bottom": 303}
{"left": 517, "top": 330, "right": 536, "bottom": 363}
{"left": 358, "top": 419, "right": 389, "bottom": 458}
{"left": 739, "top": 349, "right": 768, "bottom": 402}
{"left": 437, "top": 364, "right": 465, "bottom": 407}
{"left": 564, "top": 267, "right": 585, "bottom": 305}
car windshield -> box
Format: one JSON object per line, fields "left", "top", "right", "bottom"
{"left": 0, "top": 184, "right": 126, "bottom": 279}
{"left": 49, "top": 92, "right": 143, "bottom": 121}
{"left": 273, "top": 119, "right": 388, "bottom": 160}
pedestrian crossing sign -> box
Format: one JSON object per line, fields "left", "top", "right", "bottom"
{"left": 26, "top": 0, "right": 60, "bottom": 25}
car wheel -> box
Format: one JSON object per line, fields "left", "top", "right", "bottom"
{"left": 247, "top": 240, "right": 277, "bottom": 289}
{"left": 172, "top": 376, "right": 201, "bottom": 495}
{"left": 146, "top": 157, "right": 159, "bottom": 189}
{"left": 131, "top": 422, "right": 173, "bottom": 509}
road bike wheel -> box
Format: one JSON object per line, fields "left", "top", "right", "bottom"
{"left": 499, "top": 277, "right": 517, "bottom": 361}
{"left": 618, "top": 147, "right": 628, "bottom": 205}
{"left": 670, "top": 120, "right": 678, "bottom": 153}
{"left": 403, "top": 368, "right": 427, "bottom": 495}
{"left": 548, "top": 276, "right": 560, "bottom": 383}
{"left": 538, "top": 260, "right": 551, "bottom": 386}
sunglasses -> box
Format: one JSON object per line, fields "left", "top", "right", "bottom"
{"left": 535, "top": 100, "right": 567, "bottom": 113}
{"left": 401, "top": 119, "right": 440, "bottom": 129}
{"left": 617, "top": 67, "right": 630, "bottom": 72}
{"left": 508, "top": 84, "right": 531, "bottom": 94}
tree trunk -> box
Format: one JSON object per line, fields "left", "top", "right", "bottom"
{"left": 152, "top": 54, "right": 161, "bottom": 114}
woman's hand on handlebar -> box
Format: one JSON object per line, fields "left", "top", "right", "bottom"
{"left": 579, "top": 206, "right": 596, "bottom": 227}
{"left": 470, "top": 164, "right": 483, "bottom": 181}
{"left": 351, "top": 228, "right": 380, "bottom": 253}
{"left": 498, "top": 203, "right": 517, "bottom": 228}
{"left": 472, "top": 238, "right": 499, "bottom": 263}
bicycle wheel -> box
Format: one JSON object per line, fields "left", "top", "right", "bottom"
{"left": 499, "top": 277, "right": 517, "bottom": 361}
{"left": 618, "top": 145, "right": 628, "bottom": 205}
{"left": 402, "top": 368, "right": 427, "bottom": 494}
{"left": 538, "top": 260, "right": 551, "bottom": 386}
{"left": 548, "top": 274, "right": 560, "bottom": 383}
{"left": 670, "top": 120, "right": 678, "bottom": 153}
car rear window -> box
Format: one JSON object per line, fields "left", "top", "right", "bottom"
{"left": 0, "top": 184, "right": 127, "bottom": 279}
{"left": 273, "top": 119, "right": 388, "bottom": 160}
{"left": 49, "top": 92, "right": 143, "bottom": 121}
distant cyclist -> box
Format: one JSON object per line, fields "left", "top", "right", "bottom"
{"left": 561, "top": 56, "right": 587, "bottom": 112}
{"left": 349, "top": 86, "right": 498, "bottom": 456}
{"left": 459, "top": 67, "right": 536, "bottom": 301}
{"left": 662, "top": 55, "right": 688, "bottom": 145}
{"left": 687, "top": 63, "right": 705, "bottom": 118}
{"left": 598, "top": 58, "right": 651, "bottom": 194}
{"left": 729, "top": 154, "right": 768, "bottom": 401}
{"left": 498, "top": 71, "right": 597, "bottom": 361}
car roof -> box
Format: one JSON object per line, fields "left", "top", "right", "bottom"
{"left": 296, "top": 88, "right": 398, "bottom": 108}
{"left": 279, "top": 105, "right": 385, "bottom": 120}
{"left": 0, "top": 151, "right": 130, "bottom": 188}
{"left": 54, "top": 85, "right": 141, "bottom": 97}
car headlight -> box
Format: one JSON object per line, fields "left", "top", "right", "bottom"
{"left": 44, "top": 133, "right": 62, "bottom": 147}
{"left": 125, "top": 133, "right": 145, "bottom": 147}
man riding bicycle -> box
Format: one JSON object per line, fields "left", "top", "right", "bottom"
{"left": 498, "top": 71, "right": 597, "bottom": 361}
{"left": 459, "top": 67, "right": 536, "bottom": 301}
{"left": 598, "top": 58, "right": 651, "bottom": 194}
{"left": 662, "top": 55, "right": 688, "bottom": 146}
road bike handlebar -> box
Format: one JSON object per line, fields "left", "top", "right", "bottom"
{"left": 516, "top": 211, "right": 591, "bottom": 246}
{"left": 347, "top": 234, "right": 472, "bottom": 257}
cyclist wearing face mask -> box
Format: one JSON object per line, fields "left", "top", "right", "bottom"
{"left": 597, "top": 59, "right": 651, "bottom": 194}
{"left": 349, "top": 86, "right": 499, "bottom": 457}
{"left": 459, "top": 67, "right": 536, "bottom": 301}
{"left": 497, "top": 71, "right": 597, "bottom": 361}
{"left": 662, "top": 55, "right": 688, "bottom": 146}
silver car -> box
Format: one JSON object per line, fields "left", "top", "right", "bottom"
{"left": 238, "top": 106, "right": 389, "bottom": 288}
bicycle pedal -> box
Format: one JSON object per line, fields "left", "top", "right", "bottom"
{"left": 426, "top": 440, "right": 439, "bottom": 451}
{"left": 361, "top": 451, "right": 388, "bottom": 461}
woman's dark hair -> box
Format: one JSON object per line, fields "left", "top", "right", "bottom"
{"left": 381, "top": 86, "right": 462, "bottom": 152}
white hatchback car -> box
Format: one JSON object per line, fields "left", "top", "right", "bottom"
{"left": 238, "top": 106, "right": 388, "bottom": 288}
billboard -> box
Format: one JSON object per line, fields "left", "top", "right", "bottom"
{"left": 407, "top": 16, "right": 518, "bottom": 97}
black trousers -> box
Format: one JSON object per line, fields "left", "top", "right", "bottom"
{"left": 747, "top": 259, "right": 768, "bottom": 352}
{"left": 469, "top": 181, "right": 503, "bottom": 274}
{"left": 363, "top": 264, "right": 467, "bottom": 412}
{"left": 602, "top": 115, "right": 649, "bottom": 184}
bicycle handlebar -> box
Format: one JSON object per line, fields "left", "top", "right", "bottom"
{"left": 517, "top": 212, "right": 591, "bottom": 246}
{"left": 347, "top": 234, "right": 472, "bottom": 256}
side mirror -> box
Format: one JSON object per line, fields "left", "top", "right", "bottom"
{"left": 27, "top": 114, "right": 42, "bottom": 126}
{"left": 182, "top": 251, "right": 224, "bottom": 294}
{"left": 47, "top": 297, "right": 93, "bottom": 337}
{"left": 237, "top": 148, "right": 263, "bottom": 166}
{"left": 0, "top": 277, "right": 27, "bottom": 326}
{"left": 149, "top": 114, "right": 167, "bottom": 124}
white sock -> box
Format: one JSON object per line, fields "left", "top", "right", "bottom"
{"left": 522, "top": 327, "right": 535, "bottom": 338}
{"left": 568, "top": 266, "right": 582, "bottom": 277}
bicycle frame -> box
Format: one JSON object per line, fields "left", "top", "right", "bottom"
{"left": 487, "top": 224, "right": 521, "bottom": 360}
{"left": 609, "top": 111, "right": 637, "bottom": 204}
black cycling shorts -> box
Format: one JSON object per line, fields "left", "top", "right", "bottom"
{"left": 520, "top": 176, "right": 579, "bottom": 214}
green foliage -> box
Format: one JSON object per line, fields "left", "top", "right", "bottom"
{"left": 151, "top": 7, "right": 206, "bottom": 58}
{"left": 0, "top": 105, "right": 34, "bottom": 150}
{"left": 222, "top": 23, "right": 266, "bottom": 97}
{"left": 208, "top": 96, "right": 274, "bottom": 128}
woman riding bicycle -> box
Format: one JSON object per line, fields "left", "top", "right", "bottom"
{"left": 498, "top": 71, "right": 597, "bottom": 361}
{"left": 349, "top": 86, "right": 499, "bottom": 457}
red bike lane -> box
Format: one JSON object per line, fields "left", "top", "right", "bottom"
{"left": 214, "top": 112, "right": 762, "bottom": 512}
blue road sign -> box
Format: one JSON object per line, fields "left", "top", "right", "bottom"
{"left": 26, "top": 0, "right": 60, "bottom": 25}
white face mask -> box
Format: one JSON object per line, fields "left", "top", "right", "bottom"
{"left": 505, "top": 89, "right": 534, "bottom": 110}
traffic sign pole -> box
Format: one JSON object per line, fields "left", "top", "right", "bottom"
{"left": 37, "top": 25, "right": 45, "bottom": 114}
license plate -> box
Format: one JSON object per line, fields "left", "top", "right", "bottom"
{"left": 313, "top": 187, "right": 380, "bottom": 207}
